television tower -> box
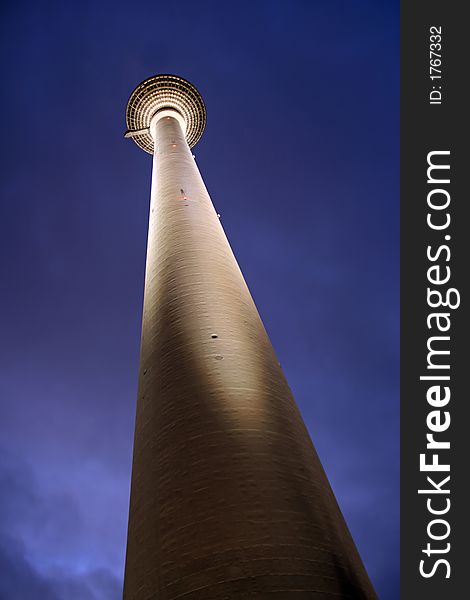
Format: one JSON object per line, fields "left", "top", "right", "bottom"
{"left": 123, "top": 74, "right": 377, "bottom": 599}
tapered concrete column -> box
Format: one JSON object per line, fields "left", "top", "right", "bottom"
{"left": 123, "top": 75, "right": 377, "bottom": 599}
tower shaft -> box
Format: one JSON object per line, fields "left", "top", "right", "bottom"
{"left": 123, "top": 112, "right": 376, "bottom": 599}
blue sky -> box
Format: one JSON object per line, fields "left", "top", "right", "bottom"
{"left": 0, "top": 1, "right": 399, "bottom": 598}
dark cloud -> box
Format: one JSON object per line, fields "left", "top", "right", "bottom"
{"left": 0, "top": 536, "right": 60, "bottom": 600}
{"left": 0, "top": 450, "right": 121, "bottom": 600}
{"left": 0, "top": 535, "right": 120, "bottom": 600}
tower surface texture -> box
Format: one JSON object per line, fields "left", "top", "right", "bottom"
{"left": 123, "top": 74, "right": 377, "bottom": 600}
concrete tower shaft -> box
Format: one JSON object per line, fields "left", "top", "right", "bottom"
{"left": 123, "top": 76, "right": 377, "bottom": 599}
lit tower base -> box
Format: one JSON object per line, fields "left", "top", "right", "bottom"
{"left": 123, "top": 74, "right": 377, "bottom": 599}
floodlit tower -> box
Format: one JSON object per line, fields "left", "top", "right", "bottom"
{"left": 123, "top": 74, "right": 377, "bottom": 599}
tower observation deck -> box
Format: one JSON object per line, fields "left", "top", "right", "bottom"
{"left": 123, "top": 74, "right": 377, "bottom": 600}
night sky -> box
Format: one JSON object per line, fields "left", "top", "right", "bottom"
{"left": 0, "top": 1, "right": 399, "bottom": 599}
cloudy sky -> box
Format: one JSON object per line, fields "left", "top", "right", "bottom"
{"left": 0, "top": 1, "right": 399, "bottom": 598}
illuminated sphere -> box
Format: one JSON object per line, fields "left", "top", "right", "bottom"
{"left": 125, "top": 74, "right": 206, "bottom": 153}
